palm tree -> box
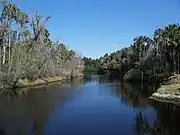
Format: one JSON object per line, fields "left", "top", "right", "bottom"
{"left": 132, "top": 36, "right": 153, "bottom": 81}
{"left": 17, "top": 12, "right": 29, "bottom": 42}
{"left": 155, "top": 24, "right": 180, "bottom": 75}
{"left": 32, "top": 10, "right": 50, "bottom": 43}
{"left": 165, "top": 24, "right": 179, "bottom": 74}
{"left": 0, "top": 0, "right": 23, "bottom": 64}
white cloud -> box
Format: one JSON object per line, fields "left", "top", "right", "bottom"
{"left": 113, "top": 44, "right": 118, "bottom": 47}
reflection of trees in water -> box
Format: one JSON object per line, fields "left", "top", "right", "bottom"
{"left": 27, "top": 78, "right": 85, "bottom": 135}
{"left": 110, "top": 81, "right": 180, "bottom": 135}
{"left": 133, "top": 101, "right": 180, "bottom": 135}
{"left": 151, "top": 102, "right": 180, "bottom": 135}
{"left": 112, "top": 82, "right": 154, "bottom": 108}
{"left": 0, "top": 78, "right": 85, "bottom": 135}
{"left": 1, "top": 77, "right": 180, "bottom": 135}
{"left": 98, "top": 76, "right": 118, "bottom": 84}
{"left": 133, "top": 111, "right": 151, "bottom": 135}
{"left": 112, "top": 82, "right": 152, "bottom": 134}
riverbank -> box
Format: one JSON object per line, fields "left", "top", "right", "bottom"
{"left": 15, "top": 74, "right": 84, "bottom": 89}
{"left": 15, "top": 76, "right": 66, "bottom": 88}
{"left": 150, "top": 75, "right": 180, "bottom": 105}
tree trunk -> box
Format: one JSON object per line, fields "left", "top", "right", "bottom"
{"left": 8, "top": 20, "right": 11, "bottom": 64}
{"left": 20, "top": 24, "right": 24, "bottom": 42}
{"left": 8, "top": 27, "right": 11, "bottom": 63}
{"left": 173, "top": 48, "right": 176, "bottom": 75}
{"left": 178, "top": 52, "right": 179, "bottom": 74}
{"left": 165, "top": 44, "right": 167, "bottom": 70}
{"left": 0, "top": 47, "right": 1, "bottom": 66}
{"left": 157, "top": 40, "right": 159, "bottom": 56}
{"left": 141, "top": 71, "right": 144, "bottom": 82}
{"left": 2, "top": 46, "right": 5, "bottom": 64}
{"left": 171, "top": 51, "right": 174, "bottom": 75}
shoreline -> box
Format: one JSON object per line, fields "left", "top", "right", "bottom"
{"left": 15, "top": 75, "right": 84, "bottom": 89}
{"left": 149, "top": 94, "right": 180, "bottom": 106}
{"left": 150, "top": 75, "right": 180, "bottom": 105}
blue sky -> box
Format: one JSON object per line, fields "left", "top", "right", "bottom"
{"left": 12, "top": 0, "right": 180, "bottom": 58}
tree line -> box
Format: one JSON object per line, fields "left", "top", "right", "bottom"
{"left": 83, "top": 57, "right": 99, "bottom": 75}
{"left": 84, "top": 24, "right": 180, "bottom": 82}
{"left": 0, "top": 0, "right": 84, "bottom": 90}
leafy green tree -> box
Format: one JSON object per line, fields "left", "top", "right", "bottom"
{"left": 93, "top": 24, "right": 180, "bottom": 82}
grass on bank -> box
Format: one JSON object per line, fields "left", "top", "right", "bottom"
{"left": 15, "top": 76, "right": 68, "bottom": 88}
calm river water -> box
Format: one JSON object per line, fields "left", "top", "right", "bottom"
{"left": 0, "top": 75, "right": 180, "bottom": 135}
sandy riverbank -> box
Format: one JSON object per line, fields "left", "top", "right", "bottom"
{"left": 150, "top": 75, "right": 180, "bottom": 105}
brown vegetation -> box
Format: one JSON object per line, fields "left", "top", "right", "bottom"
{"left": 0, "top": 0, "right": 84, "bottom": 91}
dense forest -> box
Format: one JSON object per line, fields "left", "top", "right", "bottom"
{"left": 0, "top": 0, "right": 84, "bottom": 90}
{"left": 1, "top": 0, "right": 180, "bottom": 90}
{"left": 84, "top": 24, "right": 180, "bottom": 82}
{"left": 83, "top": 57, "right": 99, "bottom": 75}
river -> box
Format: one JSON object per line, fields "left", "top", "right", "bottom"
{"left": 0, "top": 75, "right": 180, "bottom": 135}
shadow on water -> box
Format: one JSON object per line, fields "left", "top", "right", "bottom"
{"left": 92, "top": 76, "right": 180, "bottom": 135}
{"left": 113, "top": 82, "right": 153, "bottom": 108}
{"left": 113, "top": 82, "right": 180, "bottom": 135}
{"left": 131, "top": 101, "right": 180, "bottom": 135}
{"left": 0, "top": 76, "right": 179, "bottom": 135}
{"left": 81, "top": 76, "right": 180, "bottom": 135}
{"left": 0, "top": 78, "right": 86, "bottom": 135}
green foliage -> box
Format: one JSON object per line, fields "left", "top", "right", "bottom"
{"left": 89, "top": 24, "right": 180, "bottom": 82}
{"left": 150, "top": 72, "right": 170, "bottom": 83}
{"left": 83, "top": 57, "right": 100, "bottom": 75}
{"left": 123, "top": 69, "right": 148, "bottom": 82}
{"left": 123, "top": 69, "right": 141, "bottom": 81}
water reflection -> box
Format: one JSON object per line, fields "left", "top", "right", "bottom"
{"left": 113, "top": 83, "right": 153, "bottom": 108}
{"left": 0, "top": 78, "right": 85, "bottom": 135}
{"left": 113, "top": 82, "right": 180, "bottom": 135}
{"left": 131, "top": 102, "right": 180, "bottom": 135}
{"left": 97, "top": 76, "right": 180, "bottom": 135}
{"left": 133, "top": 110, "right": 152, "bottom": 134}
{"left": 0, "top": 77, "right": 179, "bottom": 135}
